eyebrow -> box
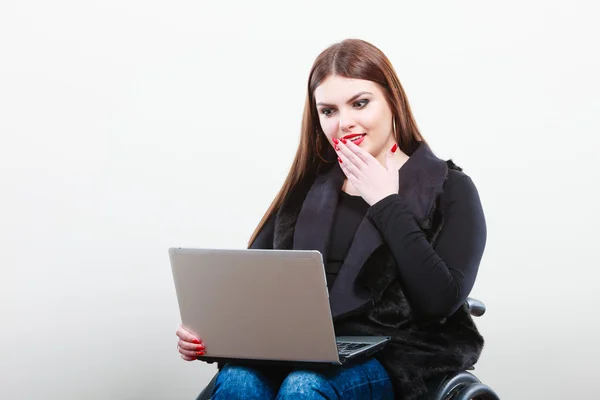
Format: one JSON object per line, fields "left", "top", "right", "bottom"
{"left": 316, "top": 91, "right": 373, "bottom": 107}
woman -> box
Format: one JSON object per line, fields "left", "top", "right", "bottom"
{"left": 176, "top": 38, "right": 487, "bottom": 400}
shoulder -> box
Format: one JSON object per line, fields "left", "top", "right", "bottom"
{"left": 440, "top": 160, "right": 482, "bottom": 206}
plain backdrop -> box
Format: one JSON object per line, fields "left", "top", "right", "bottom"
{"left": 1, "top": 1, "right": 599, "bottom": 399}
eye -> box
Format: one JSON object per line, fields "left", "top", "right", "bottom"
{"left": 354, "top": 99, "right": 369, "bottom": 108}
{"left": 320, "top": 108, "right": 336, "bottom": 117}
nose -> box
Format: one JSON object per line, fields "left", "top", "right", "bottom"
{"left": 339, "top": 113, "right": 356, "bottom": 133}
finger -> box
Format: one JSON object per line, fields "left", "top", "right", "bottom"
{"left": 385, "top": 145, "right": 395, "bottom": 172}
{"left": 337, "top": 150, "right": 363, "bottom": 179}
{"left": 345, "top": 139, "right": 374, "bottom": 165}
{"left": 176, "top": 324, "right": 202, "bottom": 345}
{"left": 337, "top": 140, "right": 366, "bottom": 169}
{"left": 338, "top": 156, "right": 356, "bottom": 180}
{"left": 179, "top": 344, "right": 205, "bottom": 358}
{"left": 178, "top": 338, "right": 205, "bottom": 352}
{"left": 339, "top": 159, "right": 361, "bottom": 190}
{"left": 181, "top": 354, "right": 196, "bottom": 361}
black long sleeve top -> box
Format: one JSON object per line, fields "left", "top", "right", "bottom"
{"left": 325, "top": 191, "right": 371, "bottom": 289}
{"left": 327, "top": 172, "right": 486, "bottom": 319}
{"left": 255, "top": 170, "right": 486, "bottom": 319}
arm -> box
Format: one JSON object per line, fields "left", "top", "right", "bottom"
{"left": 367, "top": 174, "right": 487, "bottom": 319}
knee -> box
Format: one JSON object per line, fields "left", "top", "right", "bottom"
{"left": 277, "top": 370, "right": 332, "bottom": 399}
{"left": 212, "top": 365, "right": 275, "bottom": 399}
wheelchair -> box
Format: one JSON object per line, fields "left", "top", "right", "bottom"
{"left": 195, "top": 298, "right": 500, "bottom": 400}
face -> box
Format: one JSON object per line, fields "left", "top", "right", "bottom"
{"left": 314, "top": 75, "right": 395, "bottom": 160}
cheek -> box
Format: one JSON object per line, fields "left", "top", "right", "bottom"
{"left": 319, "top": 118, "right": 338, "bottom": 141}
{"left": 361, "top": 108, "right": 384, "bottom": 130}
{"left": 361, "top": 108, "right": 391, "bottom": 139}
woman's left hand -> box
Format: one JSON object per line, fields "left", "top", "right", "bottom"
{"left": 335, "top": 138, "right": 400, "bottom": 206}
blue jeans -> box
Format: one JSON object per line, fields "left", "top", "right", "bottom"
{"left": 210, "top": 358, "right": 394, "bottom": 400}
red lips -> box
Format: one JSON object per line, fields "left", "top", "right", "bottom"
{"left": 333, "top": 133, "right": 366, "bottom": 146}
{"left": 342, "top": 133, "right": 365, "bottom": 140}
{"left": 339, "top": 133, "right": 366, "bottom": 146}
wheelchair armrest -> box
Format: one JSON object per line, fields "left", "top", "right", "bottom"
{"left": 466, "top": 298, "right": 486, "bottom": 317}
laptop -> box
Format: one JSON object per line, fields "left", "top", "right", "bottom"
{"left": 168, "top": 247, "right": 391, "bottom": 367}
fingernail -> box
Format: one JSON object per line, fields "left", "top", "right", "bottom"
{"left": 196, "top": 345, "right": 204, "bottom": 351}
{"left": 332, "top": 138, "right": 339, "bottom": 144}
{"left": 391, "top": 144, "right": 398, "bottom": 153}
{"left": 334, "top": 145, "right": 339, "bottom": 151}
{"left": 196, "top": 351, "right": 204, "bottom": 356}
{"left": 338, "top": 157, "right": 342, "bottom": 163}
{"left": 340, "top": 138, "right": 347, "bottom": 144}
{"left": 192, "top": 339, "right": 200, "bottom": 344}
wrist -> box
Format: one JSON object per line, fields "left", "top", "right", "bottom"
{"left": 369, "top": 192, "right": 399, "bottom": 208}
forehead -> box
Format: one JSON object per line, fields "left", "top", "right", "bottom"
{"left": 314, "top": 75, "right": 382, "bottom": 103}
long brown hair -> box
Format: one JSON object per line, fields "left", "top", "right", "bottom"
{"left": 248, "top": 38, "right": 425, "bottom": 247}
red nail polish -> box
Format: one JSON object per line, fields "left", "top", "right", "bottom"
{"left": 192, "top": 339, "right": 200, "bottom": 344}
{"left": 332, "top": 138, "right": 339, "bottom": 144}
{"left": 338, "top": 157, "right": 342, "bottom": 163}
{"left": 340, "top": 138, "right": 347, "bottom": 144}
{"left": 391, "top": 144, "right": 398, "bottom": 153}
{"left": 334, "top": 145, "right": 339, "bottom": 151}
{"left": 196, "top": 351, "right": 204, "bottom": 356}
{"left": 196, "top": 345, "right": 204, "bottom": 351}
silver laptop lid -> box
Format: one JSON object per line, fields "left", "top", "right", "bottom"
{"left": 169, "top": 248, "right": 340, "bottom": 363}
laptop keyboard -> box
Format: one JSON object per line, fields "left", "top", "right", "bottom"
{"left": 336, "top": 342, "right": 371, "bottom": 356}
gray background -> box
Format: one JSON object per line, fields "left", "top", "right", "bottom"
{"left": 1, "top": 0, "right": 598, "bottom": 398}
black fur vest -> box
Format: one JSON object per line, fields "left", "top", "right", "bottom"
{"left": 251, "top": 143, "right": 485, "bottom": 399}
